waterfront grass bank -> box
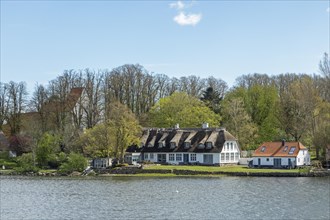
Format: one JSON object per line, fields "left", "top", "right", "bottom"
{"left": 1, "top": 164, "right": 329, "bottom": 177}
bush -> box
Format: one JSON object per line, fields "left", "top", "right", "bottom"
{"left": 0, "top": 151, "right": 10, "bottom": 159}
{"left": 59, "top": 153, "right": 87, "bottom": 174}
{"left": 15, "top": 153, "right": 39, "bottom": 173}
{"left": 0, "top": 159, "right": 18, "bottom": 169}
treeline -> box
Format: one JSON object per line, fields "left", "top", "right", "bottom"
{"left": 0, "top": 54, "right": 329, "bottom": 160}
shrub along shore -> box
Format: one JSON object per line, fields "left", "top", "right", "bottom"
{"left": 1, "top": 165, "right": 329, "bottom": 177}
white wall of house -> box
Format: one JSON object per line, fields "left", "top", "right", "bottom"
{"left": 296, "top": 150, "right": 310, "bottom": 166}
{"left": 253, "top": 157, "right": 274, "bottom": 166}
{"left": 220, "top": 141, "right": 240, "bottom": 164}
{"left": 142, "top": 141, "right": 241, "bottom": 165}
{"left": 143, "top": 152, "right": 223, "bottom": 165}
{"left": 93, "top": 158, "right": 112, "bottom": 168}
{"left": 253, "top": 155, "right": 311, "bottom": 167}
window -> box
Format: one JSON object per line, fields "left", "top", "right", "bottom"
{"left": 266, "top": 158, "right": 269, "bottom": 162}
{"left": 288, "top": 147, "right": 296, "bottom": 155}
{"left": 303, "top": 150, "right": 305, "bottom": 155}
{"left": 184, "top": 142, "right": 190, "bottom": 148}
{"left": 190, "top": 154, "right": 196, "bottom": 161}
{"left": 230, "top": 153, "right": 234, "bottom": 161}
{"left": 206, "top": 142, "right": 212, "bottom": 149}
{"left": 158, "top": 142, "right": 163, "bottom": 148}
{"left": 261, "top": 146, "right": 266, "bottom": 152}
{"left": 230, "top": 143, "right": 233, "bottom": 151}
{"left": 150, "top": 153, "right": 154, "bottom": 159}
{"left": 227, "top": 143, "right": 229, "bottom": 150}
{"left": 144, "top": 153, "right": 149, "bottom": 160}
{"left": 221, "top": 153, "right": 225, "bottom": 161}
{"left": 298, "top": 158, "right": 300, "bottom": 163}
{"left": 283, "top": 146, "right": 288, "bottom": 152}
{"left": 170, "top": 142, "right": 176, "bottom": 149}
{"left": 176, "top": 154, "right": 182, "bottom": 161}
{"left": 235, "top": 152, "right": 239, "bottom": 161}
{"left": 169, "top": 154, "right": 175, "bottom": 161}
{"left": 226, "top": 153, "right": 229, "bottom": 161}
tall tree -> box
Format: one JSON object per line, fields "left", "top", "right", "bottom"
{"left": 201, "top": 87, "right": 222, "bottom": 114}
{"left": 318, "top": 52, "right": 330, "bottom": 102}
{"left": 82, "top": 69, "right": 102, "bottom": 128}
{"left": 222, "top": 97, "right": 258, "bottom": 150}
{"left": 6, "top": 81, "right": 28, "bottom": 135}
{"left": 107, "top": 102, "right": 141, "bottom": 161}
{"left": 149, "top": 92, "right": 221, "bottom": 128}
{"left": 0, "top": 82, "right": 9, "bottom": 130}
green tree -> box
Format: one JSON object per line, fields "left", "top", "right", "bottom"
{"left": 107, "top": 102, "right": 141, "bottom": 161}
{"left": 245, "top": 85, "right": 279, "bottom": 143}
{"left": 59, "top": 153, "right": 87, "bottom": 174}
{"left": 35, "top": 133, "right": 60, "bottom": 168}
{"left": 80, "top": 123, "right": 114, "bottom": 158}
{"left": 222, "top": 97, "right": 258, "bottom": 150}
{"left": 149, "top": 92, "right": 221, "bottom": 128}
{"left": 201, "top": 87, "right": 222, "bottom": 114}
{"left": 15, "top": 153, "right": 39, "bottom": 173}
{"left": 81, "top": 102, "right": 141, "bottom": 162}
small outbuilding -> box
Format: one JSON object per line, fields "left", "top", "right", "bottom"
{"left": 251, "top": 141, "right": 310, "bottom": 168}
{"left": 91, "top": 158, "right": 112, "bottom": 169}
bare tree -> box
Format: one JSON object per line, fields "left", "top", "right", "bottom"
{"left": 82, "top": 69, "right": 102, "bottom": 128}
{"left": 0, "top": 82, "right": 9, "bottom": 130}
{"left": 6, "top": 81, "right": 28, "bottom": 135}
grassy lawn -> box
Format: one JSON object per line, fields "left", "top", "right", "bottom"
{"left": 0, "top": 169, "right": 15, "bottom": 175}
{"left": 144, "top": 165, "right": 303, "bottom": 173}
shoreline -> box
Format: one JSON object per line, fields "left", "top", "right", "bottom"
{"left": 1, "top": 167, "right": 329, "bottom": 178}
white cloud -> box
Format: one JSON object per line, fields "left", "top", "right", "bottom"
{"left": 173, "top": 12, "right": 202, "bottom": 26}
{"left": 170, "top": 1, "right": 185, "bottom": 10}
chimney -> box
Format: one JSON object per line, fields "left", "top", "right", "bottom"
{"left": 202, "top": 122, "right": 209, "bottom": 129}
{"left": 282, "top": 139, "right": 285, "bottom": 146}
{"left": 174, "top": 124, "right": 180, "bottom": 129}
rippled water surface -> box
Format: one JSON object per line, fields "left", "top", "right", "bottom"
{"left": 1, "top": 176, "right": 329, "bottom": 219}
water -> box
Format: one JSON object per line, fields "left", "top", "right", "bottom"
{"left": 1, "top": 176, "right": 329, "bottom": 220}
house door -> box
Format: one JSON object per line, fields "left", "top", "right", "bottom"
{"left": 183, "top": 154, "right": 189, "bottom": 163}
{"left": 203, "top": 154, "right": 213, "bottom": 164}
{"left": 274, "top": 158, "right": 281, "bottom": 168}
{"left": 258, "top": 158, "right": 261, "bottom": 167}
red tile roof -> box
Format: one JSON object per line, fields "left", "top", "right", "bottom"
{"left": 253, "top": 142, "right": 307, "bottom": 157}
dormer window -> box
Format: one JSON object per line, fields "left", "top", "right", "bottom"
{"left": 148, "top": 143, "right": 153, "bottom": 148}
{"left": 261, "top": 146, "right": 266, "bottom": 152}
{"left": 184, "top": 142, "right": 190, "bottom": 149}
{"left": 283, "top": 146, "right": 288, "bottom": 152}
{"left": 170, "top": 142, "right": 176, "bottom": 149}
{"left": 206, "top": 142, "right": 212, "bottom": 149}
{"left": 288, "top": 147, "right": 296, "bottom": 154}
{"left": 158, "top": 141, "right": 165, "bottom": 148}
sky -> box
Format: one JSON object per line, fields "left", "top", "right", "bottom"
{"left": 1, "top": 0, "right": 329, "bottom": 94}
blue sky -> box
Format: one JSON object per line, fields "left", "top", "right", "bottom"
{"left": 1, "top": 1, "right": 329, "bottom": 94}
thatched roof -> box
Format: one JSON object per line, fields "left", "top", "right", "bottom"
{"left": 140, "top": 127, "right": 237, "bottom": 153}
